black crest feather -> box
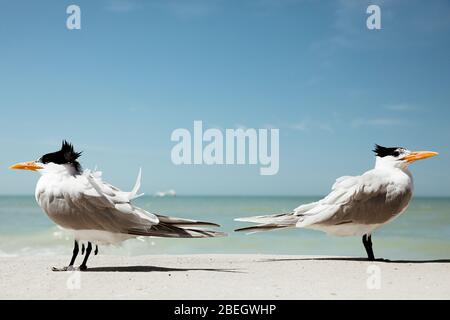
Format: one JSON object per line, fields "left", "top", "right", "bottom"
{"left": 40, "top": 140, "right": 83, "bottom": 174}
{"left": 373, "top": 144, "right": 402, "bottom": 158}
{"left": 60, "top": 140, "right": 82, "bottom": 162}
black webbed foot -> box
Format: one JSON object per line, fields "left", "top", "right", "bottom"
{"left": 79, "top": 242, "right": 93, "bottom": 271}
{"left": 79, "top": 264, "right": 88, "bottom": 271}
{"left": 52, "top": 265, "right": 76, "bottom": 272}
{"left": 374, "top": 258, "right": 391, "bottom": 262}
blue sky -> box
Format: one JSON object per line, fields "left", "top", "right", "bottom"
{"left": 0, "top": 0, "right": 449, "bottom": 196}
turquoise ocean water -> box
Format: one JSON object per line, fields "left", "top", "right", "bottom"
{"left": 0, "top": 196, "right": 449, "bottom": 260}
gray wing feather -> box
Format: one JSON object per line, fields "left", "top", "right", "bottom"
{"left": 52, "top": 170, "right": 224, "bottom": 238}
{"left": 297, "top": 173, "right": 411, "bottom": 227}
{"left": 54, "top": 171, "right": 159, "bottom": 233}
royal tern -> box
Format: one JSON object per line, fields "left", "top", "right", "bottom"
{"left": 10, "top": 141, "right": 225, "bottom": 271}
{"left": 235, "top": 145, "right": 438, "bottom": 261}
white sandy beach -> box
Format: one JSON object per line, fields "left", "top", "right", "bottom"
{"left": 0, "top": 254, "right": 449, "bottom": 300}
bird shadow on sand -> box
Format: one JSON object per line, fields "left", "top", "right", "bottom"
{"left": 84, "top": 265, "right": 243, "bottom": 273}
{"left": 258, "top": 257, "right": 450, "bottom": 264}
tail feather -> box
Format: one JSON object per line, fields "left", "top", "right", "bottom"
{"left": 156, "top": 214, "right": 220, "bottom": 228}
{"left": 234, "top": 212, "right": 299, "bottom": 234}
{"left": 234, "top": 212, "right": 299, "bottom": 225}
{"left": 128, "top": 215, "right": 226, "bottom": 238}
{"left": 234, "top": 223, "right": 292, "bottom": 234}
{"left": 129, "top": 168, "right": 144, "bottom": 200}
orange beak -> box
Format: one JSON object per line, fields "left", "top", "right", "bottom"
{"left": 9, "top": 161, "right": 43, "bottom": 172}
{"left": 402, "top": 151, "right": 439, "bottom": 163}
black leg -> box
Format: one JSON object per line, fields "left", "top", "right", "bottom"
{"left": 52, "top": 240, "right": 79, "bottom": 272}
{"left": 81, "top": 243, "right": 85, "bottom": 255}
{"left": 362, "top": 234, "right": 375, "bottom": 261}
{"left": 69, "top": 240, "right": 80, "bottom": 266}
{"left": 79, "top": 242, "right": 92, "bottom": 271}
{"left": 94, "top": 245, "right": 98, "bottom": 256}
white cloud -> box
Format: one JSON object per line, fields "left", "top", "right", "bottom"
{"left": 291, "top": 120, "right": 309, "bottom": 131}
{"left": 290, "top": 119, "right": 334, "bottom": 133}
{"left": 318, "top": 123, "right": 334, "bottom": 133}
{"left": 262, "top": 123, "right": 277, "bottom": 130}
{"left": 385, "top": 103, "right": 417, "bottom": 111}
{"left": 352, "top": 117, "right": 406, "bottom": 127}
{"left": 309, "top": 0, "right": 392, "bottom": 56}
